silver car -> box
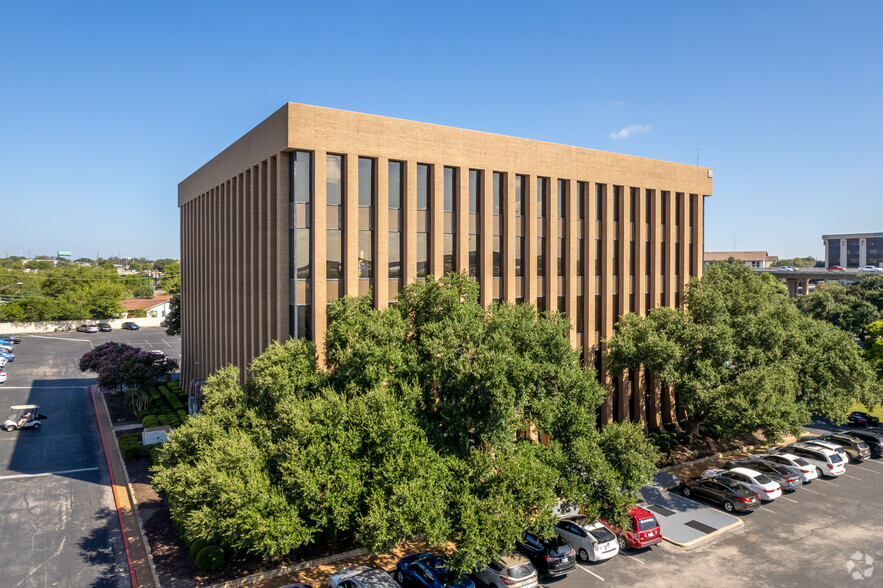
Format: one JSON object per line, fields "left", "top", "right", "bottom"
{"left": 328, "top": 566, "right": 397, "bottom": 588}
{"left": 472, "top": 553, "right": 538, "bottom": 588}
{"left": 554, "top": 517, "right": 619, "bottom": 562}
{"left": 749, "top": 453, "right": 819, "bottom": 483}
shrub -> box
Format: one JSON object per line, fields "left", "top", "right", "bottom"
{"left": 664, "top": 422, "right": 678, "bottom": 432}
{"left": 195, "top": 545, "right": 225, "bottom": 571}
{"left": 158, "top": 415, "right": 170, "bottom": 427}
{"left": 658, "top": 440, "right": 670, "bottom": 452}
{"left": 190, "top": 538, "right": 210, "bottom": 559}
{"left": 142, "top": 416, "right": 159, "bottom": 428}
{"left": 119, "top": 433, "right": 143, "bottom": 461}
{"left": 136, "top": 410, "right": 151, "bottom": 421}
{"left": 682, "top": 434, "right": 694, "bottom": 445}
{"left": 176, "top": 409, "right": 188, "bottom": 421}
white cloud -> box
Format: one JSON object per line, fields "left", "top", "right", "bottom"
{"left": 609, "top": 124, "right": 651, "bottom": 140}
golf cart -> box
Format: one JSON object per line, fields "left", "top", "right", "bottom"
{"left": 3, "top": 405, "right": 47, "bottom": 431}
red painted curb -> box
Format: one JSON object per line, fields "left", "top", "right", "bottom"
{"left": 91, "top": 385, "right": 139, "bottom": 588}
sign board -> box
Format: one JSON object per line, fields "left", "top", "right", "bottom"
{"left": 57, "top": 251, "right": 72, "bottom": 256}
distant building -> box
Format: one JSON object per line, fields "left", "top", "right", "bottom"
{"left": 704, "top": 251, "right": 778, "bottom": 268}
{"left": 120, "top": 295, "right": 172, "bottom": 318}
{"left": 823, "top": 232, "right": 883, "bottom": 268}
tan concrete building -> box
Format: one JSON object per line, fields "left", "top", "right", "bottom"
{"left": 179, "top": 103, "right": 713, "bottom": 426}
{"left": 704, "top": 251, "right": 778, "bottom": 268}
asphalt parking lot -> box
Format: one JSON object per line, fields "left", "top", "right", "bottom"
{"left": 522, "top": 459, "right": 883, "bottom": 587}
{"left": 0, "top": 328, "right": 179, "bottom": 587}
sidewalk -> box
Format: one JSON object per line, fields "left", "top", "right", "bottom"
{"left": 90, "top": 385, "right": 158, "bottom": 588}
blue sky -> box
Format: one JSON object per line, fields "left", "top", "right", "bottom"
{"left": 1, "top": 1, "right": 880, "bottom": 260}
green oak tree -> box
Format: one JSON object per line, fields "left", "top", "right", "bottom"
{"left": 152, "top": 273, "right": 658, "bottom": 571}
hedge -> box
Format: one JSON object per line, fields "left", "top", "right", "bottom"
{"left": 195, "top": 545, "right": 225, "bottom": 571}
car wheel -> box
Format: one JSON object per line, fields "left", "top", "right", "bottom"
{"left": 32, "top": 422, "right": 40, "bottom": 430}
{"left": 4, "top": 425, "right": 13, "bottom": 432}
{"left": 682, "top": 486, "right": 692, "bottom": 497}
{"left": 578, "top": 548, "right": 589, "bottom": 562}
{"left": 723, "top": 501, "right": 735, "bottom": 513}
{"left": 617, "top": 534, "right": 628, "bottom": 551}
{"left": 396, "top": 570, "right": 404, "bottom": 584}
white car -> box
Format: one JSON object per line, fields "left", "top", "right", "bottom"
{"left": 702, "top": 467, "right": 782, "bottom": 501}
{"left": 859, "top": 266, "right": 881, "bottom": 273}
{"left": 777, "top": 443, "right": 846, "bottom": 477}
{"left": 473, "top": 554, "right": 538, "bottom": 588}
{"left": 750, "top": 453, "right": 819, "bottom": 483}
{"left": 554, "top": 517, "right": 619, "bottom": 562}
{"left": 0, "top": 357, "right": 7, "bottom": 368}
{"left": 328, "top": 566, "right": 398, "bottom": 588}
{"left": 0, "top": 370, "right": 6, "bottom": 383}
{"left": 798, "top": 438, "right": 849, "bottom": 465}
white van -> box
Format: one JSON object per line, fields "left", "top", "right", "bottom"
{"left": 785, "top": 443, "right": 846, "bottom": 477}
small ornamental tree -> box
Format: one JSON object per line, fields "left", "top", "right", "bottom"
{"left": 79, "top": 342, "right": 179, "bottom": 394}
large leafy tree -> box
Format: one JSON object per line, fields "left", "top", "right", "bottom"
{"left": 796, "top": 276, "right": 883, "bottom": 336}
{"left": 605, "top": 261, "right": 877, "bottom": 437}
{"left": 153, "top": 273, "right": 658, "bottom": 572}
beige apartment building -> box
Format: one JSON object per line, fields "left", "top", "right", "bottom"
{"left": 179, "top": 103, "right": 713, "bottom": 426}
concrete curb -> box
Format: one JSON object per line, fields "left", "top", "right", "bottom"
{"left": 662, "top": 517, "right": 744, "bottom": 550}
{"left": 205, "top": 548, "right": 369, "bottom": 588}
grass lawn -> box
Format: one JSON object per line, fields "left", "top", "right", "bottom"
{"left": 849, "top": 403, "right": 883, "bottom": 420}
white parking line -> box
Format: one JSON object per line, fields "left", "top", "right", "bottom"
{"left": 0, "top": 467, "right": 99, "bottom": 481}
{"left": 851, "top": 466, "right": 879, "bottom": 474}
{"left": 29, "top": 335, "right": 92, "bottom": 343}
{"left": 163, "top": 339, "right": 173, "bottom": 348}
{"left": 802, "top": 487, "right": 824, "bottom": 496}
{"left": 577, "top": 564, "right": 605, "bottom": 581}
{"left": 782, "top": 497, "right": 799, "bottom": 503}
{"left": 843, "top": 474, "right": 861, "bottom": 480}
{"left": 622, "top": 554, "right": 646, "bottom": 565}
{"left": 144, "top": 339, "right": 154, "bottom": 348}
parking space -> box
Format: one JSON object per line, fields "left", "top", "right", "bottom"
{"left": 0, "top": 328, "right": 178, "bottom": 587}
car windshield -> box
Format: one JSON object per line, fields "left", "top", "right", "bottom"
{"left": 637, "top": 517, "right": 658, "bottom": 531}
{"left": 506, "top": 564, "right": 534, "bottom": 579}
{"left": 588, "top": 527, "right": 615, "bottom": 543}
{"left": 545, "top": 535, "right": 571, "bottom": 556}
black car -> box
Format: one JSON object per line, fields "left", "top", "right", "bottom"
{"left": 817, "top": 433, "right": 872, "bottom": 463}
{"left": 516, "top": 531, "right": 576, "bottom": 577}
{"left": 847, "top": 411, "right": 880, "bottom": 427}
{"left": 679, "top": 475, "right": 760, "bottom": 513}
{"left": 97, "top": 322, "right": 112, "bottom": 332}
{"left": 0, "top": 335, "right": 21, "bottom": 344}
{"left": 121, "top": 322, "right": 140, "bottom": 330}
{"left": 725, "top": 460, "right": 802, "bottom": 492}
{"left": 840, "top": 429, "right": 883, "bottom": 458}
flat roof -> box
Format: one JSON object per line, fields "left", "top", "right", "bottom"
{"left": 822, "top": 232, "right": 883, "bottom": 240}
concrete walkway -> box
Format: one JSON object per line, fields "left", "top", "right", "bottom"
{"left": 91, "top": 385, "right": 157, "bottom": 588}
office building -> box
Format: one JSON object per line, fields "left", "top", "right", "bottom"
{"left": 823, "top": 232, "right": 883, "bottom": 268}
{"left": 179, "top": 103, "right": 713, "bottom": 425}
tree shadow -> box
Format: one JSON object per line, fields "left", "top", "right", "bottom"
{"left": 76, "top": 506, "right": 129, "bottom": 587}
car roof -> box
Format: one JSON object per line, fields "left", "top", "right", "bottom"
{"left": 727, "top": 466, "right": 763, "bottom": 477}
{"left": 10, "top": 404, "right": 39, "bottom": 410}
{"left": 791, "top": 442, "right": 835, "bottom": 455}
{"left": 629, "top": 505, "right": 656, "bottom": 519}
{"left": 498, "top": 553, "right": 530, "bottom": 568}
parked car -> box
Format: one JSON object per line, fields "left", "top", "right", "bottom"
{"left": 702, "top": 467, "right": 783, "bottom": 501}
{"left": 598, "top": 505, "right": 663, "bottom": 550}
{"left": 725, "top": 460, "right": 802, "bottom": 492}
{"left": 0, "top": 335, "right": 21, "bottom": 343}
{"left": 328, "top": 566, "right": 398, "bottom": 588}
{"left": 121, "top": 321, "right": 140, "bottom": 330}
{"left": 0, "top": 351, "right": 15, "bottom": 362}
{"left": 472, "top": 554, "right": 538, "bottom": 588}
{"left": 0, "top": 343, "right": 13, "bottom": 353}
{"left": 826, "top": 265, "right": 845, "bottom": 271}
{"left": 859, "top": 266, "right": 881, "bottom": 273}
{"left": 0, "top": 357, "right": 8, "bottom": 368}
{"left": 515, "top": 531, "right": 576, "bottom": 577}
{"left": 395, "top": 553, "right": 474, "bottom": 588}
{"left": 773, "top": 443, "right": 845, "bottom": 477}
{"left": 814, "top": 433, "right": 872, "bottom": 463}
{"left": 97, "top": 322, "right": 112, "bottom": 332}
{"left": 847, "top": 411, "right": 880, "bottom": 427}
{"left": 0, "top": 370, "right": 6, "bottom": 384}
{"left": 679, "top": 475, "right": 760, "bottom": 513}
{"left": 840, "top": 429, "right": 883, "bottom": 458}
{"left": 554, "top": 516, "right": 619, "bottom": 563}
{"left": 749, "top": 452, "right": 819, "bottom": 483}
{"left": 797, "top": 437, "right": 850, "bottom": 464}
{"left": 76, "top": 324, "right": 99, "bottom": 333}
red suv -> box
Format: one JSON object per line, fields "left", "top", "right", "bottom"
{"left": 599, "top": 506, "right": 662, "bottom": 550}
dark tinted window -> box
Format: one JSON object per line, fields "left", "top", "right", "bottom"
{"left": 589, "top": 527, "right": 615, "bottom": 542}
{"left": 637, "top": 517, "right": 658, "bottom": 531}
{"left": 506, "top": 564, "right": 534, "bottom": 579}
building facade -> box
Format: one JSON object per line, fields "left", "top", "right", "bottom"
{"left": 179, "top": 103, "right": 713, "bottom": 426}
{"left": 704, "top": 251, "right": 778, "bottom": 268}
{"left": 823, "top": 232, "right": 883, "bottom": 269}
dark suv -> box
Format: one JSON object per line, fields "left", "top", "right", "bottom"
{"left": 680, "top": 475, "right": 760, "bottom": 513}
{"left": 515, "top": 532, "right": 576, "bottom": 577}
{"left": 841, "top": 429, "right": 883, "bottom": 458}
{"left": 817, "top": 433, "right": 872, "bottom": 463}
{"left": 97, "top": 322, "right": 112, "bottom": 332}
